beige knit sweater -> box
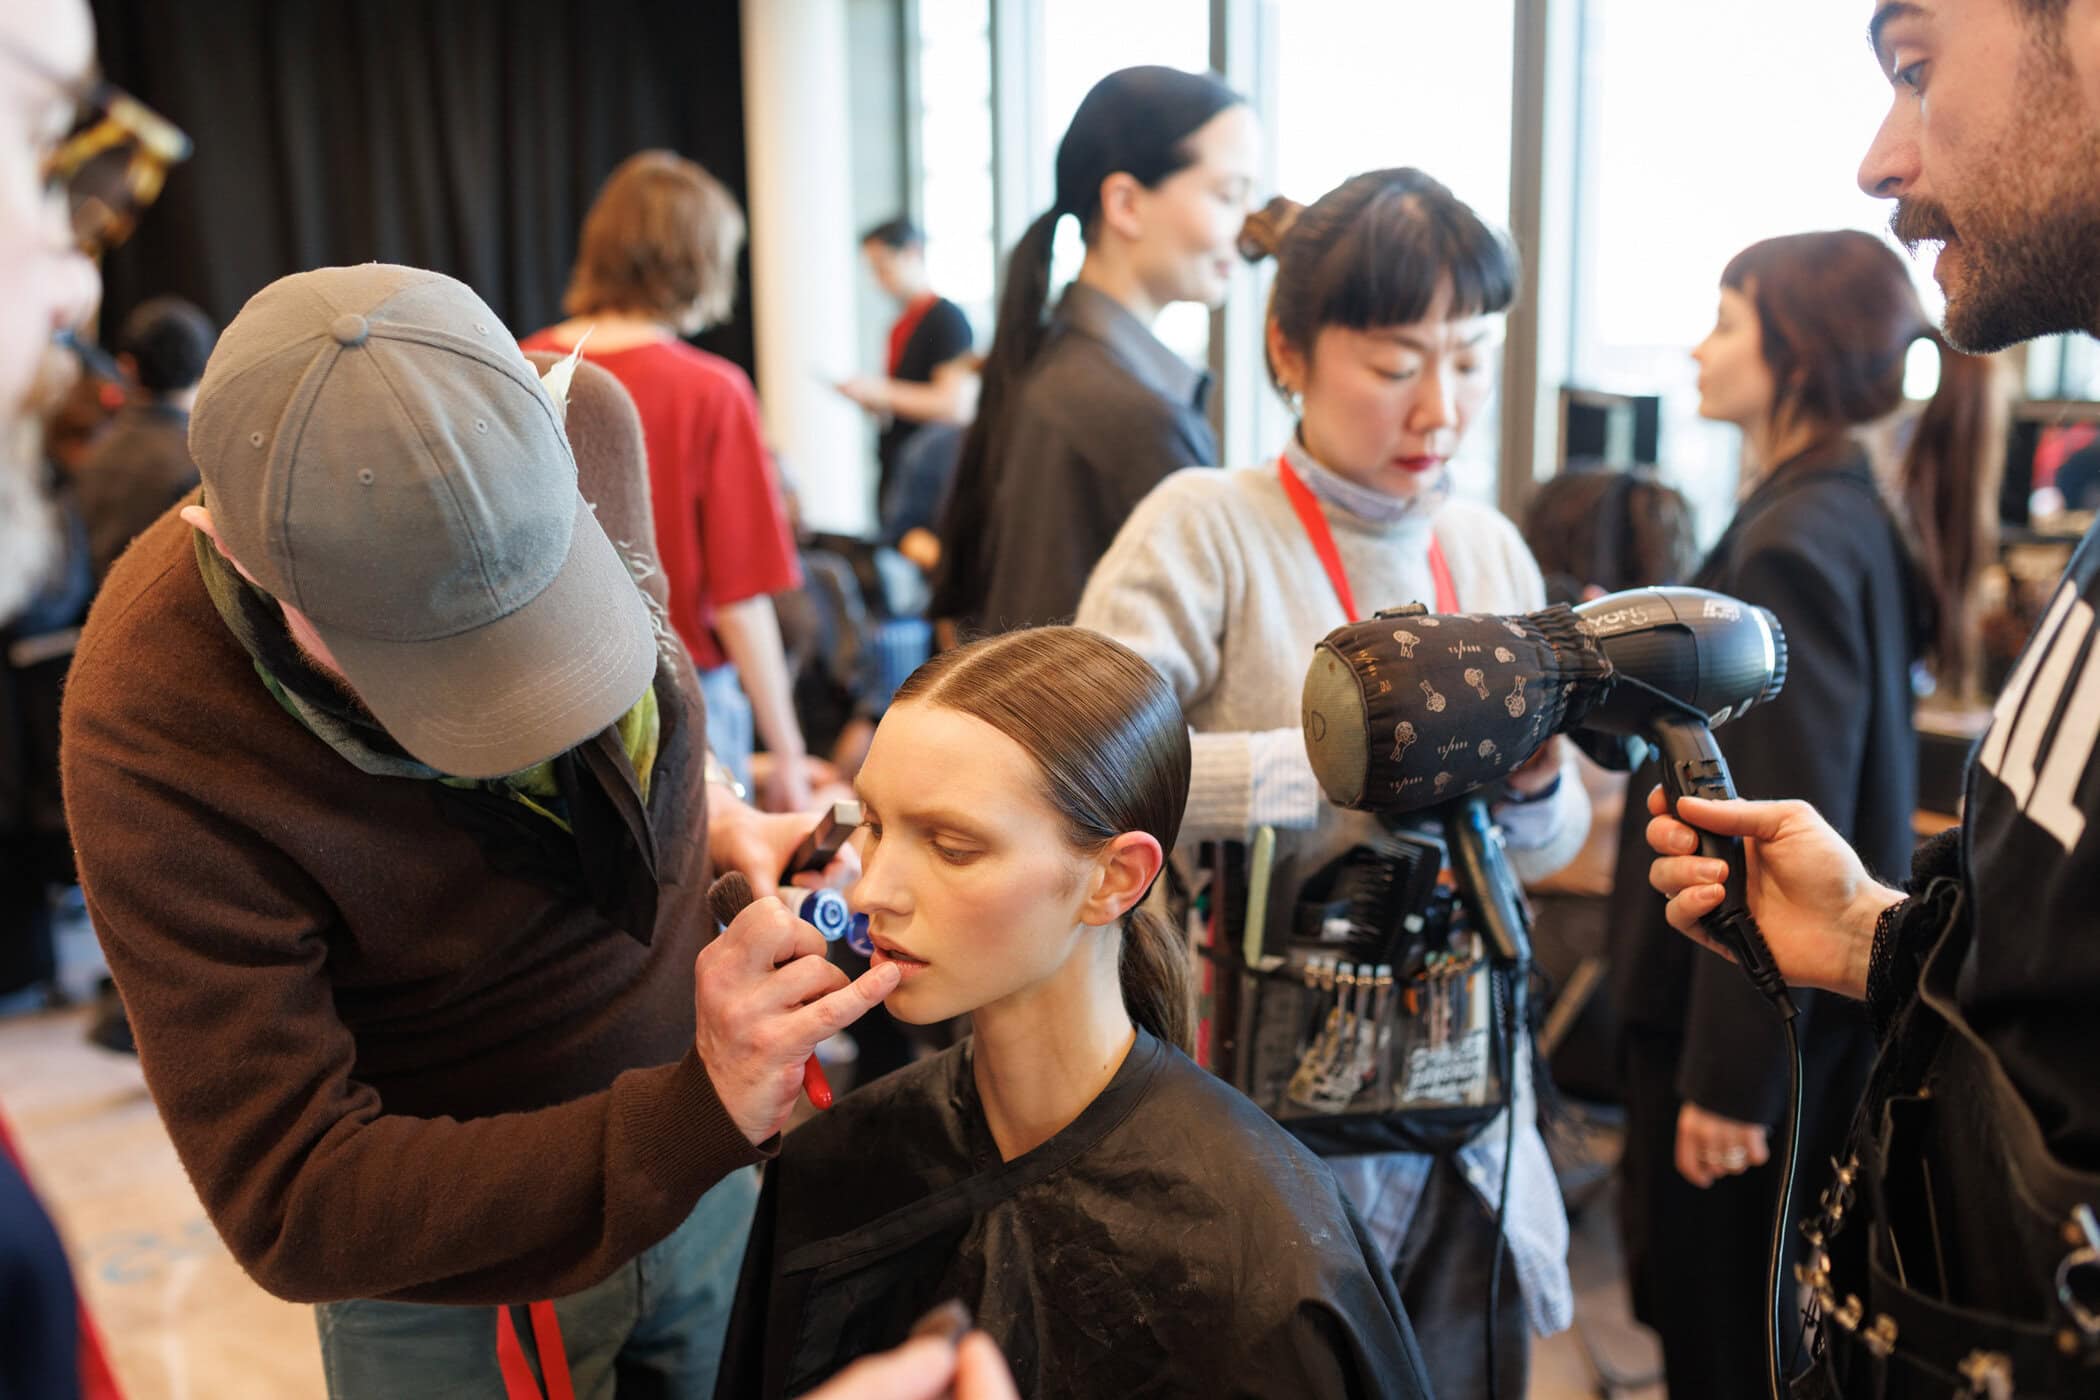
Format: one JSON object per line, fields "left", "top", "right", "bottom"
{"left": 1076, "top": 458, "right": 1588, "bottom": 889}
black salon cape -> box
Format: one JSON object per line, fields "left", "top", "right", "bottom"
{"left": 715, "top": 1029, "right": 1431, "bottom": 1399}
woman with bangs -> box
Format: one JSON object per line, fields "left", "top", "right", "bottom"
{"left": 1608, "top": 229, "right": 2003, "bottom": 1399}
{"left": 1078, "top": 168, "right": 1585, "bottom": 1399}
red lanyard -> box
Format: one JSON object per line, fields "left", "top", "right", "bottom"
{"left": 1277, "top": 454, "right": 1457, "bottom": 623}
{"left": 498, "top": 1302, "right": 576, "bottom": 1400}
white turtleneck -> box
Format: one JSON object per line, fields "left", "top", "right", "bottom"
{"left": 1282, "top": 434, "right": 1448, "bottom": 528}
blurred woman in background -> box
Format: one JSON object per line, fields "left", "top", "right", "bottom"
{"left": 1609, "top": 228, "right": 2005, "bottom": 1399}
{"left": 931, "top": 65, "right": 1257, "bottom": 635}
{"left": 525, "top": 151, "right": 812, "bottom": 809}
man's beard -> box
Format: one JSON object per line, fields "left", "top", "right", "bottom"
{"left": 1898, "top": 188, "right": 2100, "bottom": 353}
{"left": 1894, "top": 50, "right": 2100, "bottom": 353}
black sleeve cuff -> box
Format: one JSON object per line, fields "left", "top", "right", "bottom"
{"left": 1904, "top": 826, "right": 1963, "bottom": 892}
{"left": 1865, "top": 876, "right": 1965, "bottom": 1041}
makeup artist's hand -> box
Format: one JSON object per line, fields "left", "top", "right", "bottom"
{"left": 805, "top": 1332, "right": 1020, "bottom": 1400}
{"left": 708, "top": 788, "right": 862, "bottom": 899}
{"left": 693, "top": 896, "right": 900, "bottom": 1145}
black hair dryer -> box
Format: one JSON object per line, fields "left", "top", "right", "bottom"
{"left": 1302, "top": 585, "right": 1796, "bottom": 1015}
{"left": 1570, "top": 589, "right": 1796, "bottom": 1018}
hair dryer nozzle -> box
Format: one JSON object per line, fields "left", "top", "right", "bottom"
{"left": 1302, "top": 601, "right": 1609, "bottom": 812}
{"left": 1300, "top": 587, "right": 1787, "bottom": 814}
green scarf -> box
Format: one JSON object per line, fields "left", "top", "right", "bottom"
{"left": 193, "top": 527, "right": 658, "bottom": 826}
{"left": 194, "top": 525, "right": 670, "bottom": 943}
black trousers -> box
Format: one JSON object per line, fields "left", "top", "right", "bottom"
{"left": 1391, "top": 1152, "right": 1530, "bottom": 1400}
{"left": 0, "top": 831, "right": 65, "bottom": 996}
{"left": 1619, "top": 1029, "right": 1868, "bottom": 1398}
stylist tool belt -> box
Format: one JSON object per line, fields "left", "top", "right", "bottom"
{"left": 1196, "top": 819, "right": 1517, "bottom": 1158}
{"left": 1799, "top": 890, "right": 2100, "bottom": 1400}
{"left": 1198, "top": 452, "right": 1518, "bottom": 1155}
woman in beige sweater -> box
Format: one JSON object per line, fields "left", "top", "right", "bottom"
{"left": 1077, "top": 168, "right": 1582, "bottom": 1400}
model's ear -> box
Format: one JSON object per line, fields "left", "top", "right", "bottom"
{"left": 1268, "top": 318, "right": 1308, "bottom": 401}
{"left": 1080, "top": 831, "right": 1165, "bottom": 927}
{"left": 1095, "top": 171, "right": 1147, "bottom": 246}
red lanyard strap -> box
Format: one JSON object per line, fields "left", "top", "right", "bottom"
{"left": 498, "top": 1301, "right": 576, "bottom": 1400}
{"left": 1278, "top": 455, "right": 1456, "bottom": 623}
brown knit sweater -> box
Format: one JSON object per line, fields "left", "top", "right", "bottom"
{"left": 59, "top": 508, "right": 764, "bottom": 1306}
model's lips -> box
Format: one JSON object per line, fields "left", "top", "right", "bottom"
{"left": 1392, "top": 455, "right": 1446, "bottom": 475}
{"left": 869, "top": 936, "right": 930, "bottom": 980}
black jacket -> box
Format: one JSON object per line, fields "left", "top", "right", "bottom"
{"left": 935, "top": 283, "right": 1214, "bottom": 632}
{"left": 1610, "top": 440, "right": 1924, "bottom": 1125}
{"left": 716, "top": 1030, "right": 1431, "bottom": 1399}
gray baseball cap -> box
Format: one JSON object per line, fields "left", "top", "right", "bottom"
{"left": 189, "top": 264, "right": 657, "bottom": 779}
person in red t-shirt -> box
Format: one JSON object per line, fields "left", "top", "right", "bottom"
{"left": 526, "top": 150, "right": 811, "bottom": 810}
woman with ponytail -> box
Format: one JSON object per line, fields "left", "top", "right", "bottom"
{"left": 717, "top": 626, "right": 1428, "bottom": 1399}
{"left": 931, "top": 66, "right": 1257, "bottom": 633}
{"left": 1608, "top": 229, "right": 2006, "bottom": 1400}
{"left": 1081, "top": 169, "right": 1587, "bottom": 1400}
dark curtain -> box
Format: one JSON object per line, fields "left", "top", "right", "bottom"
{"left": 89, "top": 0, "right": 754, "bottom": 372}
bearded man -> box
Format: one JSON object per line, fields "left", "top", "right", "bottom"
{"left": 1644, "top": 3, "right": 2100, "bottom": 1394}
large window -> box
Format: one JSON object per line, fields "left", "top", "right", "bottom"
{"left": 914, "top": 0, "right": 997, "bottom": 346}
{"left": 2029, "top": 335, "right": 2100, "bottom": 401}
{"left": 903, "top": 0, "right": 1980, "bottom": 523}
{"left": 1569, "top": 0, "right": 1940, "bottom": 542}
{"left": 1256, "top": 0, "right": 1518, "bottom": 497}
{"left": 1269, "top": 3, "right": 1512, "bottom": 230}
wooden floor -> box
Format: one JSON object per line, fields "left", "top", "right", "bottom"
{"left": 0, "top": 915, "right": 1663, "bottom": 1399}
{"left": 2, "top": 1005, "right": 325, "bottom": 1399}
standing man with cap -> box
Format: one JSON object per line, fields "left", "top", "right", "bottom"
{"left": 59, "top": 262, "right": 899, "bottom": 1396}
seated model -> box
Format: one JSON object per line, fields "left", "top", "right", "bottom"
{"left": 717, "top": 626, "right": 1430, "bottom": 1399}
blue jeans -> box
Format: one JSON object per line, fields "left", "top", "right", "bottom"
{"left": 314, "top": 1166, "right": 759, "bottom": 1399}
{"left": 696, "top": 663, "right": 754, "bottom": 795}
